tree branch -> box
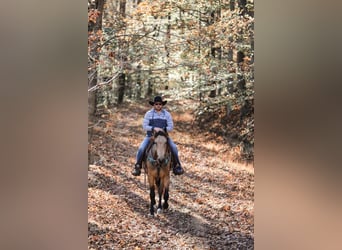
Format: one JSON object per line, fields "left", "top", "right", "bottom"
{"left": 88, "top": 72, "right": 121, "bottom": 92}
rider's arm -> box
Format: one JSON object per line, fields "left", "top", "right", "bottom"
{"left": 142, "top": 110, "right": 154, "bottom": 132}
{"left": 165, "top": 111, "right": 174, "bottom": 132}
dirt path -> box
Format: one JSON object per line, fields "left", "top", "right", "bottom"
{"left": 88, "top": 100, "right": 254, "bottom": 250}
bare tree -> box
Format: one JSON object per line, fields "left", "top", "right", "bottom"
{"left": 88, "top": 0, "right": 105, "bottom": 120}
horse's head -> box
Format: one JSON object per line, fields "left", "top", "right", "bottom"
{"left": 153, "top": 131, "right": 169, "bottom": 164}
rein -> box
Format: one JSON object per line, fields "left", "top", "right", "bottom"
{"left": 147, "top": 154, "right": 170, "bottom": 167}
{"left": 147, "top": 143, "right": 171, "bottom": 167}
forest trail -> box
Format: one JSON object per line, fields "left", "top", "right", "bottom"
{"left": 88, "top": 99, "right": 254, "bottom": 250}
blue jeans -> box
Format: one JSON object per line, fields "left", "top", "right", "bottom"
{"left": 136, "top": 136, "right": 181, "bottom": 166}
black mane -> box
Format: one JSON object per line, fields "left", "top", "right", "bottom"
{"left": 154, "top": 130, "right": 168, "bottom": 137}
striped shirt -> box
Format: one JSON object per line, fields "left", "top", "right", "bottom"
{"left": 143, "top": 108, "right": 174, "bottom": 136}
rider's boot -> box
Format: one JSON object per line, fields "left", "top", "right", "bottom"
{"left": 132, "top": 163, "right": 142, "bottom": 176}
{"left": 173, "top": 164, "right": 184, "bottom": 175}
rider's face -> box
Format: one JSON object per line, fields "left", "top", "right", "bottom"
{"left": 154, "top": 103, "right": 163, "bottom": 111}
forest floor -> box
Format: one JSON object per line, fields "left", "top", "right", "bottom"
{"left": 88, "top": 99, "right": 254, "bottom": 250}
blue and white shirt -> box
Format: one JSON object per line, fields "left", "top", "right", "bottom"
{"left": 143, "top": 108, "right": 174, "bottom": 136}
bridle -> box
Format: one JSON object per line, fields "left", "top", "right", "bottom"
{"left": 147, "top": 131, "right": 171, "bottom": 168}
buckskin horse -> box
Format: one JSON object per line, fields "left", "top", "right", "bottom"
{"left": 143, "top": 130, "right": 172, "bottom": 216}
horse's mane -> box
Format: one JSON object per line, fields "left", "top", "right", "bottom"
{"left": 153, "top": 130, "right": 168, "bottom": 138}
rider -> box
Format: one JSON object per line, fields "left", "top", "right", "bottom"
{"left": 131, "top": 96, "right": 184, "bottom": 176}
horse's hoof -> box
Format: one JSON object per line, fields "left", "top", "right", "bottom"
{"left": 157, "top": 208, "right": 162, "bottom": 214}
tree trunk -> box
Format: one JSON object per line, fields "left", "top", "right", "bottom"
{"left": 230, "top": 0, "right": 235, "bottom": 11}
{"left": 120, "top": 0, "right": 126, "bottom": 18}
{"left": 88, "top": 0, "right": 105, "bottom": 121}
{"left": 136, "top": 64, "right": 142, "bottom": 99}
{"left": 88, "top": 0, "right": 105, "bottom": 164}
{"left": 117, "top": 0, "right": 127, "bottom": 105}
{"left": 117, "top": 73, "right": 126, "bottom": 104}
{"left": 147, "top": 78, "right": 153, "bottom": 97}
{"left": 238, "top": 0, "right": 247, "bottom": 16}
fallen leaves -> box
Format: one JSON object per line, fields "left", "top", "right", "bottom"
{"left": 88, "top": 100, "right": 254, "bottom": 249}
{"left": 221, "top": 205, "right": 231, "bottom": 212}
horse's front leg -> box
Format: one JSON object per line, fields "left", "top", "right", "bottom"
{"left": 163, "top": 187, "right": 169, "bottom": 210}
{"left": 150, "top": 186, "right": 156, "bottom": 216}
{"left": 163, "top": 175, "right": 170, "bottom": 210}
{"left": 157, "top": 185, "right": 163, "bottom": 213}
{"left": 157, "top": 180, "right": 164, "bottom": 213}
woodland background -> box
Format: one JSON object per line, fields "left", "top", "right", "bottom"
{"left": 88, "top": 0, "right": 254, "bottom": 162}
{"left": 88, "top": 0, "right": 254, "bottom": 249}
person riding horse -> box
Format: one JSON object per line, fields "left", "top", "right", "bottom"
{"left": 132, "top": 96, "right": 184, "bottom": 176}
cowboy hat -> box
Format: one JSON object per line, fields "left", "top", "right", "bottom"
{"left": 149, "top": 96, "right": 167, "bottom": 106}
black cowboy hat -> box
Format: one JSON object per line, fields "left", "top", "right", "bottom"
{"left": 149, "top": 96, "right": 167, "bottom": 106}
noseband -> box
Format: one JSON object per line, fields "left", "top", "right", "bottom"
{"left": 147, "top": 155, "right": 170, "bottom": 167}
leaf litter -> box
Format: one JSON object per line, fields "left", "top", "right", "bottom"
{"left": 89, "top": 100, "right": 254, "bottom": 249}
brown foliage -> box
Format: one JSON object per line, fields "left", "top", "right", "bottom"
{"left": 194, "top": 99, "right": 254, "bottom": 162}
{"left": 88, "top": 99, "right": 254, "bottom": 249}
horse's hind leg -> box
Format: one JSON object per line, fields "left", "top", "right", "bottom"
{"left": 149, "top": 186, "right": 156, "bottom": 215}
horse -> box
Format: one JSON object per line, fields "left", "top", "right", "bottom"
{"left": 143, "top": 130, "right": 172, "bottom": 216}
